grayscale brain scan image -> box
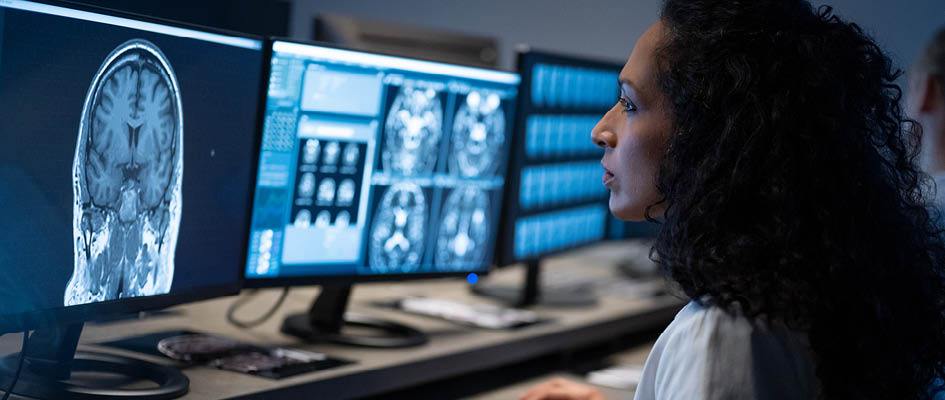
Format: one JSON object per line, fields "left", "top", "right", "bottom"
{"left": 435, "top": 187, "right": 490, "bottom": 270}
{"left": 337, "top": 179, "right": 356, "bottom": 206}
{"left": 336, "top": 211, "right": 351, "bottom": 227}
{"left": 369, "top": 183, "right": 427, "bottom": 272}
{"left": 383, "top": 86, "right": 443, "bottom": 176}
{"left": 298, "top": 173, "right": 316, "bottom": 198}
{"left": 294, "top": 209, "right": 312, "bottom": 228}
{"left": 342, "top": 143, "right": 360, "bottom": 167}
{"left": 450, "top": 91, "right": 505, "bottom": 177}
{"left": 317, "top": 178, "right": 336, "bottom": 205}
{"left": 324, "top": 141, "right": 340, "bottom": 166}
{"left": 316, "top": 210, "right": 332, "bottom": 227}
{"left": 66, "top": 39, "right": 183, "bottom": 306}
{"left": 302, "top": 139, "right": 320, "bottom": 164}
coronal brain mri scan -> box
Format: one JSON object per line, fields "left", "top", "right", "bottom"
{"left": 369, "top": 183, "right": 427, "bottom": 273}
{"left": 383, "top": 86, "right": 443, "bottom": 175}
{"left": 66, "top": 39, "right": 183, "bottom": 306}
{"left": 450, "top": 91, "right": 505, "bottom": 177}
{"left": 436, "top": 188, "right": 491, "bottom": 270}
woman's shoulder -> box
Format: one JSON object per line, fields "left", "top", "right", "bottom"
{"left": 637, "top": 300, "right": 817, "bottom": 400}
{"left": 665, "top": 299, "right": 803, "bottom": 343}
{"left": 667, "top": 300, "right": 756, "bottom": 338}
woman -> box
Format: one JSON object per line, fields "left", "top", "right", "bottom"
{"left": 522, "top": 0, "right": 945, "bottom": 399}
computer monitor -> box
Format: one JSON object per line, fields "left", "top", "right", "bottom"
{"left": 0, "top": 1, "right": 264, "bottom": 397}
{"left": 244, "top": 40, "right": 519, "bottom": 347}
{"left": 471, "top": 49, "right": 623, "bottom": 307}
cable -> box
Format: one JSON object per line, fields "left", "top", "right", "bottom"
{"left": 2, "top": 331, "right": 29, "bottom": 400}
{"left": 226, "top": 287, "right": 290, "bottom": 329}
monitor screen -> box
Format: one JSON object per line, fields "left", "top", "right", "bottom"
{"left": 245, "top": 41, "right": 519, "bottom": 283}
{"left": 0, "top": 0, "right": 264, "bottom": 328}
{"left": 497, "top": 51, "right": 622, "bottom": 265}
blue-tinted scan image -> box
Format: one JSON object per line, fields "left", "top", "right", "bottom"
{"left": 67, "top": 39, "right": 184, "bottom": 306}
{"left": 0, "top": 0, "right": 262, "bottom": 317}
{"left": 246, "top": 42, "right": 519, "bottom": 279}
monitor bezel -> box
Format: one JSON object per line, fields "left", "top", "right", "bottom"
{"left": 0, "top": 0, "right": 267, "bottom": 334}
{"left": 242, "top": 37, "right": 520, "bottom": 289}
{"left": 494, "top": 48, "right": 625, "bottom": 268}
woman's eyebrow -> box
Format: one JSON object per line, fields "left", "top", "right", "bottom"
{"left": 620, "top": 78, "right": 642, "bottom": 94}
{"left": 619, "top": 78, "right": 645, "bottom": 102}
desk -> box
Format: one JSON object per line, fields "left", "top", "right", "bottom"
{"left": 0, "top": 241, "right": 683, "bottom": 399}
{"left": 473, "top": 341, "right": 654, "bottom": 399}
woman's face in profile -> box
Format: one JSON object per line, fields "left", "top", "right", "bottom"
{"left": 593, "top": 22, "right": 672, "bottom": 221}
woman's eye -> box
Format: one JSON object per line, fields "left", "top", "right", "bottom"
{"left": 618, "top": 96, "right": 637, "bottom": 113}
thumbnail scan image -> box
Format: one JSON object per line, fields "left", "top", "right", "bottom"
{"left": 449, "top": 91, "right": 505, "bottom": 177}
{"left": 369, "top": 183, "right": 428, "bottom": 273}
{"left": 435, "top": 187, "right": 491, "bottom": 270}
{"left": 66, "top": 39, "right": 183, "bottom": 306}
{"left": 382, "top": 85, "right": 443, "bottom": 176}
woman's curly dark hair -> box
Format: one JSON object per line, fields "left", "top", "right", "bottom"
{"left": 650, "top": 0, "right": 945, "bottom": 397}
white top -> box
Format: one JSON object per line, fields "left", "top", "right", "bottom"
{"left": 933, "top": 173, "right": 945, "bottom": 215}
{"left": 633, "top": 301, "right": 818, "bottom": 400}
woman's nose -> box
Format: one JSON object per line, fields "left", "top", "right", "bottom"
{"left": 591, "top": 115, "right": 617, "bottom": 149}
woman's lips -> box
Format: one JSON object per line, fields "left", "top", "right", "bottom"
{"left": 602, "top": 166, "right": 616, "bottom": 187}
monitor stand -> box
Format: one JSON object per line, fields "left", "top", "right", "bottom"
{"left": 0, "top": 323, "right": 188, "bottom": 400}
{"left": 281, "top": 284, "right": 428, "bottom": 348}
{"left": 470, "top": 259, "right": 598, "bottom": 307}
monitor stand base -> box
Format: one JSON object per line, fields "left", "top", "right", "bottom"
{"left": 0, "top": 324, "right": 188, "bottom": 400}
{"left": 471, "top": 259, "right": 598, "bottom": 308}
{"left": 280, "top": 285, "right": 428, "bottom": 349}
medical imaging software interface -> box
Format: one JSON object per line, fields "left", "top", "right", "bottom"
{"left": 0, "top": 0, "right": 263, "bottom": 316}
{"left": 506, "top": 54, "right": 620, "bottom": 261}
{"left": 246, "top": 42, "right": 519, "bottom": 279}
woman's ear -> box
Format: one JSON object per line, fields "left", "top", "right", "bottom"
{"left": 908, "top": 73, "right": 929, "bottom": 116}
{"left": 914, "top": 73, "right": 943, "bottom": 114}
{"left": 930, "top": 76, "right": 945, "bottom": 112}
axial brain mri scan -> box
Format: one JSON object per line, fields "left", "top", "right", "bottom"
{"left": 66, "top": 39, "right": 183, "bottom": 306}
{"left": 244, "top": 40, "right": 518, "bottom": 281}
{"left": 369, "top": 183, "right": 428, "bottom": 273}
{"left": 436, "top": 187, "right": 491, "bottom": 270}
{"left": 450, "top": 91, "right": 505, "bottom": 178}
{"left": 383, "top": 86, "right": 443, "bottom": 175}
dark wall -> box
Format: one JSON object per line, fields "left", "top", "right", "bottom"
{"left": 69, "top": 0, "right": 290, "bottom": 37}
{"left": 289, "top": 0, "right": 944, "bottom": 72}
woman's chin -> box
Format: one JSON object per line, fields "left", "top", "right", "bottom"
{"left": 609, "top": 196, "right": 647, "bottom": 222}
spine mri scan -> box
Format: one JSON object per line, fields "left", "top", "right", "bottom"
{"left": 65, "top": 39, "right": 183, "bottom": 306}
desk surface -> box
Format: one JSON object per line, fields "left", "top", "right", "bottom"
{"left": 473, "top": 341, "right": 654, "bottom": 399}
{"left": 1, "top": 241, "right": 683, "bottom": 399}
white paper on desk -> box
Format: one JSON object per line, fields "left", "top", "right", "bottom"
{"left": 586, "top": 365, "right": 644, "bottom": 390}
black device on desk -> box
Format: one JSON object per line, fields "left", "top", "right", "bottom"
{"left": 242, "top": 39, "right": 520, "bottom": 348}
{"left": 471, "top": 49, "right": 623, "bottom": 308}
{"left": 0, "top": 0, "right": 266, "bottom": 398}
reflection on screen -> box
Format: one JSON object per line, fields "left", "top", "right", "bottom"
{"left": 246, "top": 42, "right": 519, "bottom": 279}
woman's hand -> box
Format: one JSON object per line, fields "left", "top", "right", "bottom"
{"left": 519, "top": 377, "right": 606, "bottom": 400}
